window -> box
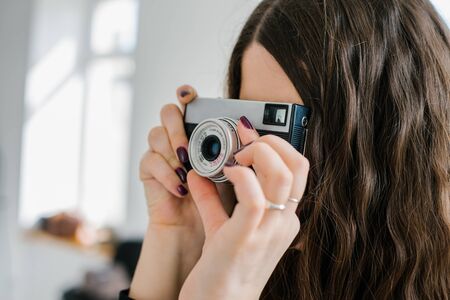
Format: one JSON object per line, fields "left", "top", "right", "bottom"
{"left": 19, "top": 0, "right": 139, "bottom": 228}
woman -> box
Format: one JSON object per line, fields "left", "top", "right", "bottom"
{"left": 123, "top": 0, "right": 450, "bottom": 299}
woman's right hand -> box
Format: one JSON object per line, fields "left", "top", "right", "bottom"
{"left": 140, "top": 85, "right": 203, "bottom": 232}
{"left": 131, "top": 85, "right": 206, "bottom": 299}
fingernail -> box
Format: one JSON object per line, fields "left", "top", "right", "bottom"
{"left": 177, "top": 185, "right": 188, "bottom": 196}
{"left": 239, "top": 116, "right": 253, "bottom": 129}
{"left": 180, "top": 90, "right": 190, "bottom": 98}
{"left": 176, "top": 147, "right": 189, "bottom": 164}
{"left": 233, "top": 148, "right": 244, "bottom": 155}
{"left": 175, "top": 167, "right": 187, "bottom": 183}
{"left": 233, "top": 141, "right": 253, "bottom": 155}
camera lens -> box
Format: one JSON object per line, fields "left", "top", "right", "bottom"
{"left": 188, "top": 117, "right": 241, "bottom": 182}
{"left": 201, "top": 135, "right": 221, "bottom": 161}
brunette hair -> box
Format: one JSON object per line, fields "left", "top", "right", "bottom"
{"left": 226, "top": 0, "right": 450, "bottom": 299}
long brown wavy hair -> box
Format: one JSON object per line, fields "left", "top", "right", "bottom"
{"left": 226, "top": 0, "right": 450, "bottom": 299}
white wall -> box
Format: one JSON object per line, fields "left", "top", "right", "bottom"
{"left": 0, "top": 0, "right": 262, "bottom": 297}
{"left": 0, "top": 1, "right": 112, "bottom": 299}
{"left": 0, "top": 0, "right": 31, "bottom": 298}
{"left": 125, "top": 0, "right": 261, "bottom": 235}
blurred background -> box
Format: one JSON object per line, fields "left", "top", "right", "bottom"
{"left": 0, "top": 0, "right": 448, "bottom": 299}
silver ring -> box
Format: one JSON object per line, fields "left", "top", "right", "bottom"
{"left": 288, "top": 197, "right": 301, "bottom": 203}
{"left": 265, "top": 200, "right": 286, "bottom": 210}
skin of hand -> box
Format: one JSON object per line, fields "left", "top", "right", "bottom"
{"left": 178, "top": 119, "right": 310, "bottom": 300}
{"left": 131, "top": 85, "right": 212, "bottom": 299}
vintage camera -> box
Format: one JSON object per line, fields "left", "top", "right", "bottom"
{"left": 184, "top": 97, "right": 311, "bottom": 182}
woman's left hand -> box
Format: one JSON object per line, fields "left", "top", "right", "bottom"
{"left": 179, "top": 116, "right": 310, "bottom": 300}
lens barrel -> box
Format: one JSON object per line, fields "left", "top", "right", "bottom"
{"left": 188, "top": 117, "right": 240, "bottom": 182}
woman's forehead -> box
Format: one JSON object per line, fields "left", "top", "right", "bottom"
{"left": 239, "top": 42, "right": 304, "bottom": 105}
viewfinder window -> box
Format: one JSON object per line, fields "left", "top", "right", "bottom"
{"left": 263, "top": 104, "right": 289, "bottom": 126}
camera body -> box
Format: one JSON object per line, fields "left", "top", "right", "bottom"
{"left": 184, "top": 97, "right": 311, "bottom": 182}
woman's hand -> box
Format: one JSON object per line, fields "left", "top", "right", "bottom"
{"left": 179, "top": 116, "right": 310, "bottom": 300}
{"left": 140, "top": 85, "right": 200, "bottom": 229}
{"left": 130, "top": 85, "right": 207, "bottom": 299}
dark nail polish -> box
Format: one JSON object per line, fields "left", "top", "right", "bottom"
{"left": 180, "top": 90, "right": 190, "bottom": 98}
{"left": 176, "top": 147, "right": 189, "bottom": 164}
{"left": 175, "top": 167, "right": 187, "bottom": 183}
{"left": 233, "top": 141, "right": 253, "bottom": 155}
{"left": 177, "top": 185, "right": 188, "bottom": 196}
{"left": 240, "top": 116, "right": 253, "bottom": 129}
{"left": 225, "top": 161, "right": 236, "bottom": 167}
{"left": 233, "top": 147, "right": 244, "bottom": 155}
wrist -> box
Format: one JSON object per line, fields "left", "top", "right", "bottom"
{"left": 147, "top": 222, "right": 204, "bottom": 281}
{"left": 146, "top": 222, "right": 204, "bottom": 254}
{"left": 130, "top": 224, "right": 180, "bottom": 299}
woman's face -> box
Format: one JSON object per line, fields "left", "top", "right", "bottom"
{"left": 239, "top": 42, "right": 304, "bottom": 105}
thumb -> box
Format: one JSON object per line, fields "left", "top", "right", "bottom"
{"left": 187, "top": 170, "right": 229, "bottom": 237}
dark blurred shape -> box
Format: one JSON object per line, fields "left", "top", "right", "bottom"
{"left": 114, "top": 241, "right": 142, "bottom": 279}
{"left": 62, "top": 240, "right": 142, "bottom": 300}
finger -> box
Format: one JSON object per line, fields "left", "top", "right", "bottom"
{"left": 237, "top": 115, "right": 259, "bottom": 145}
{"left": 256, "top": 135, "right": 310, "bottom": 213}
{"left": 142, "top": 178, "right": 171, "bottom": 212}
{"left": 176, "top": 85, "right": 197, "bottom": 105}
{"left": 160, "top": 103, "right": 191, "bottom": 170}
{"left": 234, "top": 142, "right": 293, "bottom": 206}
{"left": 187, "top": 170, "right": 228, "bottom": 237}
{"left": 148, "top": 126, "right": 183, "bottom": 172}
{"left": 140, "top": 151, "right": 189, "bottom": 198}
{"left": 222, "top": 165, "right": 266, "bottom": 238}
